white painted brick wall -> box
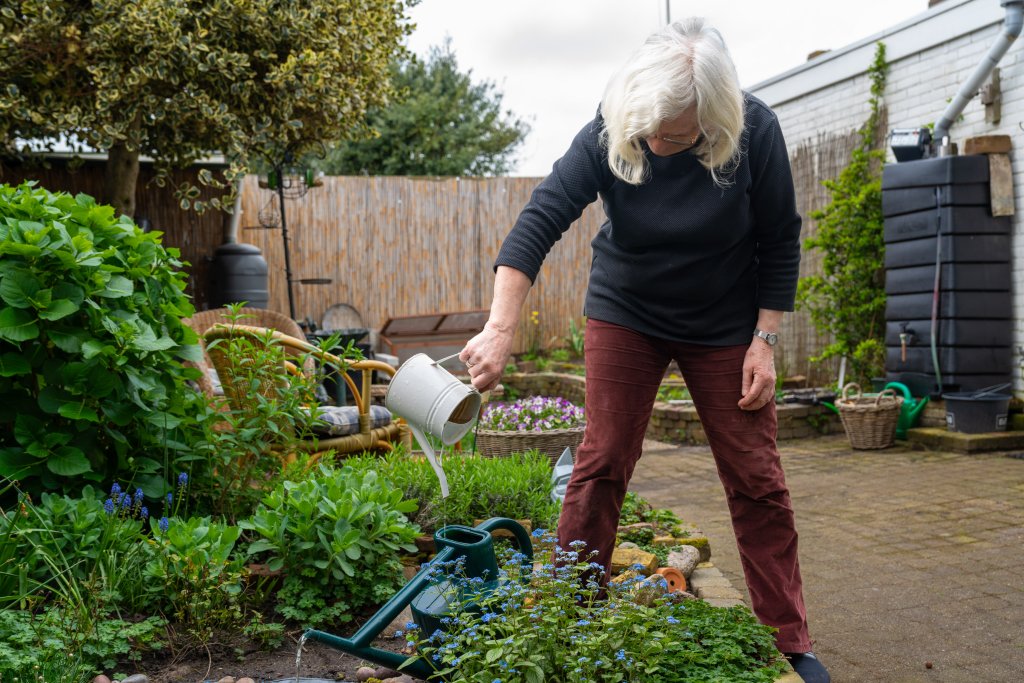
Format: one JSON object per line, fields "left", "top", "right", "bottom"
{"left": 752, "top": 0, "right": 1024, "bottom": 390}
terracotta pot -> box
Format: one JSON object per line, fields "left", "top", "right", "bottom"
{"left": 654, "top": 566, "right": 687, "bottom": 593}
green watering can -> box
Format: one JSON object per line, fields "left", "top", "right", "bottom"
{"left": 820, "top": 382, "right": 928, "bottom": 440}
{"left": 883, "top": 381, "right": 929, "bottom": 439}
{"left": 303, "top": 517, "right": 533, "bottom": 680}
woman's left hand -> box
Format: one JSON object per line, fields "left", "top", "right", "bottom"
{"left": 738, "top": 340, "right": 776, "bottom": 411}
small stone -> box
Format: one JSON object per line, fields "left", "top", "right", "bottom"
{"left": 120, "top": 676, "right": 149, "bottom": 683}
{"left": 617, "top": 541, "right": 638, "bottom": 549}
{"left": 610, "top": 546, "right": 658, "bottom": 575}
{"left": 380, "top": 676, "right": 416, "bottom": 683}
{"left": 355, "top": 666, "right": 377, "bottom": 682}
{"left": 667, "top": 545, "right": 701, "bottom": 579}
{"left": 91, "top": 677, "right": 111, "bottom": 683}
{"left": 216, "top": 677, "right": 235, "bottom": 683}
{"left": 374, "top": 667, "right": 402, "bottom": 679}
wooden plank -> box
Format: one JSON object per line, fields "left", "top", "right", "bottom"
{"left": 964, "top": 135, "right": 1012, "bottom": 156}
{"left": 988, "top": 153, "right": 1015, "bottom": 217}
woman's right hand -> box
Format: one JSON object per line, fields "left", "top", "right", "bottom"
{"left": 460, "top": 322, "right": 515, "bottom": 392}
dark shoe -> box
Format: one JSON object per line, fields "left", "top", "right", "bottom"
{"left": 784, "top": 652, "right": 831, "bottom": 683}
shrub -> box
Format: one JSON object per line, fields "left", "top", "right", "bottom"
{"left": 240, "top": 463, "right": 420, "bottom": 628}
{"left": 0, "top": 183, "right": 205, "bottom": 498}
{"left": 346, "top": 450, "right": 561, "bottom": 534}
{"left": 407, "top": 537, "right": 786, "bottom": 682}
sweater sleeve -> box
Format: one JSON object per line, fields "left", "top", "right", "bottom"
{"left": 749, "top": 108, "right": 802, "bottom": 312}
{"left": 494, "top": 115, "right": 610, "bottom": 283}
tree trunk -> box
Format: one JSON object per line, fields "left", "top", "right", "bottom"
{"left": 104, "top": 142, "right": 140, "bottom": 219}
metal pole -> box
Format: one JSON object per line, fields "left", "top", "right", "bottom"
{"left": 276, "top": 169, "right": 297, "bottom": 321}
{"left": 665, "top": 0, "right": 671, "bottom": 24}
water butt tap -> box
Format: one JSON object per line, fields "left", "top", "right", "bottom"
{"left": 302, "top": 517, "right": 533, "bottom": 680}
{"left": 898, "top": 323, "right": 916, "bottom": 363}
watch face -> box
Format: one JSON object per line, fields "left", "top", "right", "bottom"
{"left": 766, "top": 332, "right": 778, "bottom": 345}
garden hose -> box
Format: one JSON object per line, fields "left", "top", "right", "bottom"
{"left": 929, "top": 187, "right": 943, "bottom": 393}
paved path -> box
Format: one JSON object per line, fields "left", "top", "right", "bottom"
{"left": 630, "top": 434, "right": 1024, "bottom": 683}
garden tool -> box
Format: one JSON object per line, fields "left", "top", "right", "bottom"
{"left": 303, "top": 517, "right": 533, "bottom": 680}
{"left": 883, "top": 381, "right": 929, "bottom": 439}
{"left": 551, "top": 446, "right": 574, "bottom": 502}
{"left": 385, "top": 353, "right": 482, "bottom": 497}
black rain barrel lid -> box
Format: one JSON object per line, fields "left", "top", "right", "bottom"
{"left": 214, "top": 242, "right": 263, "bottom": 256}
{"left": 882, "top": 155, "right": 989, "bottom": 191}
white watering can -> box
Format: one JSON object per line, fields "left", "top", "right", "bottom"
{"left": 384, "top": 353, "right": 482, "bottom": 497}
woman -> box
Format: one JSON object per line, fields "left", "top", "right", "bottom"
{"left": 460, "top": 18, "right": 829, "bottom": 683}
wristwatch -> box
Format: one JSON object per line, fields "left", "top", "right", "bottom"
{"left": 753, "top": 329, "right": 778, "bottom": 347}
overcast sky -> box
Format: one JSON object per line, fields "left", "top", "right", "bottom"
{"left": 405, "top": 0, "right": 931, "bottom": 176}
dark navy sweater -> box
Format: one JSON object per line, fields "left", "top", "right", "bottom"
{"left": 494, "top": 94, "right": 802, "bottom": 346}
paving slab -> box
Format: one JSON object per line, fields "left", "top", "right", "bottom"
{"left": 630, "top": 434, "right": 1024, "bottom": 683}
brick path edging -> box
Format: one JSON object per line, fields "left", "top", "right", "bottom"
{"left": 500, "top": 372, "right": 841, "bottom": 445}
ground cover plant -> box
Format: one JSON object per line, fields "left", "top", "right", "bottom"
{"left": 346, "top": 449, "right": 561, "bottom": 534}
{"left": 404, "top": 534, "right": 786, "bottom": 682}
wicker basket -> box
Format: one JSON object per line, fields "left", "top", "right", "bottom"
{"left": 836, "top": 383, "right": 903, "bottom": 450}
{"left": 475, "top": 426, "right": 585, "bottom": 465}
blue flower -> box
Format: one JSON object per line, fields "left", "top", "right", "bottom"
{"left": 140, "top": 506, "right": 148, "bottom": 519}
{"left": 177, "top": 472, "right": 188, "bottom": 486}
{"left": 666, "top": 616, "right": 679, "bottom": 624}
{"left": 119, "top": 492, "right": 131, "bottom": 508}
{"left": 103, "top": 498, "right": 115, "bottom": 515}
{"left": 158, "top": 517, "right": 170, "bottom": 533}
{"left": 110, "top": 482, "right": 121, "bottom": 498}
{"left": 615, "top": 649, "right": 626, "bottom": 661}
{"left": 166, "top": 492, "right": 173, "bottom": 506}
{"left": 134, "top": 488, "right": 144, "bottom": 503}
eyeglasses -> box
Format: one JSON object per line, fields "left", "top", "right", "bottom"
{"left": 649, "top": 132, "right": 700, "bottom": 147}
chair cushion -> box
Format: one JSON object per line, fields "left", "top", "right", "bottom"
{"left": 307, "top": 404, "right": 392, "bottom": 436}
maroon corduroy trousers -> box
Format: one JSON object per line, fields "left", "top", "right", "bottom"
{"left": 556, "top": 318, "right": 812, "bottom": 652}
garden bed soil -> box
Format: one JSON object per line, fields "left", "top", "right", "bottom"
{"left": 145, "top": 628, "right": 412, "bottom": 683}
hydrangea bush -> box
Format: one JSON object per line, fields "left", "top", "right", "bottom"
{"left": 480, "top": 396, "right": 584, "bottom": 432}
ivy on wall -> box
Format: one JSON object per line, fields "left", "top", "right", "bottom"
{"left": 797, "top": 42, "right": 889, "bottom": 386}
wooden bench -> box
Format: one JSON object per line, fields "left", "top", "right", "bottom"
{"left": 379, "top": 309, "right": 489, "bottom": 366}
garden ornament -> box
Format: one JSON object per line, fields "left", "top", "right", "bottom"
{"left": 303, "top": 517, "right": 534, "bottom": 680}
{"left": 385, "top": 353, "right": 482, "bottom": 497}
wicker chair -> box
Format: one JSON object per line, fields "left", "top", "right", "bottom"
{"left": 183, "top": 307, "right": 313, "bottom": 398}
{"left": 202, "top": 324, "right": 411, "bottom": 460}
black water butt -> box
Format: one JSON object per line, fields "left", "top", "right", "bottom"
{"left": 210, "top": 242, "right": 269, "bottom": 309}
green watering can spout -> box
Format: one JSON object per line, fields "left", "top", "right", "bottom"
{"left": 884, "top": 381, "right": 929, "bottom": 438}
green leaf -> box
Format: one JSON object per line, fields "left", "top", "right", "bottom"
{"left": 46, "top": 446, "right": 92, "bottom": 476}
{"left": 0, "top": 448, "right": 43, "bottom": 479}
{"left": 100, "top": 275, "right": 133, "bottom": 298}
{"left": 0, "top": 307, "right": 39, "bottom": 342}
{"left": 58, "top": 401, "right": 100, "bottom": 422}
{"left": 0, "top": 269, "right": 41, "bottom": 308}
{"left": 47, "top": 327, "right": 87, "bottom": 353}
{"left": 0, "top": 353, "right": 31, "bottom": 376}
{"left": 38, "top": 298, "right": 79, "bottom": 321}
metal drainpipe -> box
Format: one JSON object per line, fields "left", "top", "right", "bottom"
{"left": 933, "top": 0, "right": 1024, "bottom": 144}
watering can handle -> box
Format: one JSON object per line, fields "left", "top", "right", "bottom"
{"left": 883, "top": 381, "right": 913, "bottom": 400}
{"left": 475, "top": 517, "right": 535, "bottom": 570}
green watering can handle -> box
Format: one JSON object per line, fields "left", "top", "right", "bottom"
{"left": 883, "top": 381, "right": 913, "bottom": 401}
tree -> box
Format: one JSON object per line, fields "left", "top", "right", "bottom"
{"left": 796, "top": 42, "right": 889, "bottom": 386}
{"left": 319, "top": 41, "right": 530, "bottom": 176}
{"left": 0, "top": 0, "right": 414, "bottom": 217}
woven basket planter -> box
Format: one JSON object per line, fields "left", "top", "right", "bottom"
{"left": 476, "top": 426, "right": 585, "bottom": 465}
{"left": 836, "top": 383, "right": 903, "bottom": 450}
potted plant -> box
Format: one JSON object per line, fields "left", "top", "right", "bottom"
{"left": 475, "top": 396, "right": 585, "bottom": 465}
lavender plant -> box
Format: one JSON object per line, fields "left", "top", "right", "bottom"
{"left": 480, "top": 396, "right": 585, "bottom": 432}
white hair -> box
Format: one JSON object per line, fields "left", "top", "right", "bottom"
{"left": 600, "top": 17, "right": 745, "bottom": 187}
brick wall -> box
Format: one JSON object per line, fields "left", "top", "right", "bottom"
{"left": 751, "top": 0, "right": 1024, "bottom": 391}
